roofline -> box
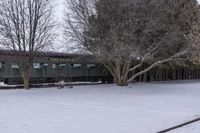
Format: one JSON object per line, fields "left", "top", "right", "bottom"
{"left": 0, "top": 49, "right": 91, "bottom": 58}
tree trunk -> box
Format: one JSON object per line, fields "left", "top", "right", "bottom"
{"left": 143, "top": 72, "right": 147, "bottom": 82}
{"left": 117, "top": 79, "right": 128, "bottom": 86}
{"left": 114, "top": 61, "right": 129, "bottom": 86}
{"left": 21, "top": 68, "right": 31, "bottom": 90}
{"left": 23, "top": 77, "right": 30, "bottom": 90}
{"left": 115, "top": 73, "right": 129, "bottom": 86}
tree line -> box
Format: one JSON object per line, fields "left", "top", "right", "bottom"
{"left": 65, "top": 0, "right": 200, "bottom": 86}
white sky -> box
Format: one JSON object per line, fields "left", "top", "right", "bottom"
{"left": 54, "top": 0, "right": 80, "bottom": 53}
{"left": 55, "top": 0, "right": 65, "bottom": 21}
{"left": 51, "top": 0, "right": 66, "bottom": 52}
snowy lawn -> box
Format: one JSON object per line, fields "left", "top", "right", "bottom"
{"left": 0, "top": 80, "right": 200, "bottom": 133}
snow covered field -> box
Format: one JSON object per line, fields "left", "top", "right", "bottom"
{"left": 0, "top": 81, "right": 200, "bottom": 133}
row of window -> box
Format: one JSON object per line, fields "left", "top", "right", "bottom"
{"left": 0, "top": 62, "right": 96, "bottom": 69}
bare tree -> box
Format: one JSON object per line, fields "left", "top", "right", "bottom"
{"left": 0, "top": 0, "right": 55, "bottom": 89}
{"left": 187, "top": 7, "right": 200, "bottom": 65}
{"left": 64, "top": 0, "right": 200, "bottom": 86}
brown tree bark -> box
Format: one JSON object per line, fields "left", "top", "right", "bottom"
{"left": 23, "top": 76, "right": 30, "bottom": 90}
{"left": 20, "top": 65, "right": 32, "bottom": 90}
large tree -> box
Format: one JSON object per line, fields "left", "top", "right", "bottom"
{"left": 65, "top": 0, "right": 200, "bottom": 86}
{"left": 0, "top": 0, "right": 55, "bottom": 89}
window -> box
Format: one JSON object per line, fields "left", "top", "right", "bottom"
{"left": 40, "top": 63, "right": 48, "bottom": 69}
{"left": 59, "top": 64, "right": 66, "bottom": 67}
{"left": 43, "top": 63, "right": 48, "bottom": 67}
{"left": 33, "top": 63, "right": 40, "bottom": 69}
{"left": 87, "top": 64, "right": 96, "bottom": 68}
{"left": 52, "top": 64, "right": 56, "bottom": 69}
{"left": 0, "top": 62, "right": 3, "bottom": 69}
{"left": 0, "top": 62, "right": 3, "bottom": 68}
{"left": 11, "top": 63, "right": 19, "bottom": 69}
{"left": 73, "top": 64, "right": 81, "bottom": 68}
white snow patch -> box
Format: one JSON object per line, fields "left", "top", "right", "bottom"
{"left": 0, "top": 82, "right": 5, "bottom": 86}
{"left": 0, "top": 80, "right": 200, "bottom": 133}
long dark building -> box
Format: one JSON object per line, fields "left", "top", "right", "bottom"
{"left": 0, "top": 50, "right": 200, "bottom": 85}
{"left": 0, "top": 50, "right": 112, "bottom": 85}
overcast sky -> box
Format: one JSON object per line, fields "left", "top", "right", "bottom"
{"left": 52, "top": 0, "right": 66, "bottom": 52}
{"left": 55, "top": 0, "right": 65, "bottom": 21}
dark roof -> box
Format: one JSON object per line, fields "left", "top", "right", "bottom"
{"left": 0, "top": 49, "right": 97, "bottom": 63}
{"left": 0, "top": 49, "right": 90, "bottom": 58}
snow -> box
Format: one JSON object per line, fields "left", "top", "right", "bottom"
{"left": 0, "top": 82, "right": 5, "bottom": 86}
{"left": 0, "top": 80, "right": 200, "bottom": 133}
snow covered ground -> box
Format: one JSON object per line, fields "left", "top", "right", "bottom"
{"left": 0, "top": 80, "right": 200, "bottom": 133}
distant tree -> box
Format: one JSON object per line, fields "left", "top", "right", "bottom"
{"left": 0, "top": 0, "right": 55, "bottom": 89}
{"left": 64, "top": 0, "right": 200, "bottom": 86}
{"left": 187, "top": 7, "right": 200, "bottom": 65}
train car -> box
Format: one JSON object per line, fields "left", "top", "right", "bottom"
{"left": 0, "top": 50, "right": 113, "bottom": 85}
{"left": 1, "top": 50, "right": 200, "bottom": 85}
